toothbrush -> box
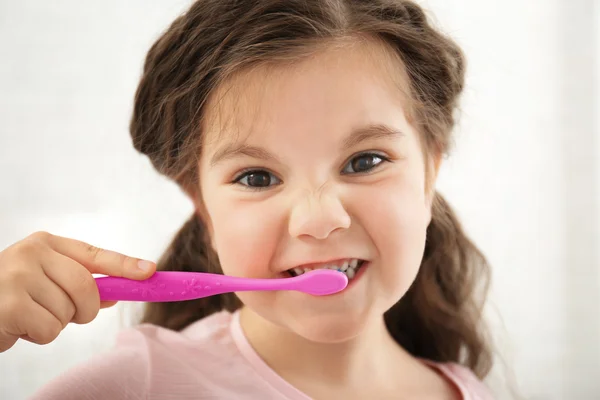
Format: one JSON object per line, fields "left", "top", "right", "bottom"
{"left": 95, "top": 269, "right": 348, "bottom": 302}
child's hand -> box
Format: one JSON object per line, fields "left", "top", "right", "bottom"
{"left": 0, "top": 231, "right": 156, "bottom": 352}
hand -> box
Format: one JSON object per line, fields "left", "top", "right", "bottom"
{"left": 0, "top": 231, "right": 155, "bottom": 352}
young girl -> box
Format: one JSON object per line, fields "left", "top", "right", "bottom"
{"left": 0, "top": 0, "right": 495, "bottom": 398}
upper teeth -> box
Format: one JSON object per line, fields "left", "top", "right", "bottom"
{"left": 291, "top": 259, "right": 362, "bottom": 279}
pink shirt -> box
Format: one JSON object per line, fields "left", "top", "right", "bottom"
{"left": 31, "top": 311, "right": 493, "bottom": 399}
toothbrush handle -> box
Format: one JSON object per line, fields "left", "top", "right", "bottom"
{"left": 95, "top": 272, "right": 289, "bottom": 302}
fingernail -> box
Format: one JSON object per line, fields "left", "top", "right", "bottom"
{"left": 137, "top": 260, "right": 153, "bottom": 272}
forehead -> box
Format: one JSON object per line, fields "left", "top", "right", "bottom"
{"left": 200, "top": 39, "right": 413, "bottom": 154}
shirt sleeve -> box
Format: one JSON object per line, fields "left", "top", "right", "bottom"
{"left": 28, "top": 330, "right": 150, "bottom": 400}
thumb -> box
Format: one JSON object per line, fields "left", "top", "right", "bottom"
{"left": 45, "top": 234, "right": 156, "bottom": 279}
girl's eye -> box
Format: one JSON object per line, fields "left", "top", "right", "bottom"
{"left": 234, "top": 170, "right": 281, "bottom": 189}
{"left": 342, "top": 153, "right": 388, "bottom": 174}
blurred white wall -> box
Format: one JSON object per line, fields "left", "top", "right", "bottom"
{"left": 0, "top": 1, "right": 598, "bottom": 399}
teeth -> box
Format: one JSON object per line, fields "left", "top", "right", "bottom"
{"left": 289, "top": 259, "right": 364, "bottom": 279}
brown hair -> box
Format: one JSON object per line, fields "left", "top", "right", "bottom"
{"left": 131, "top": 0, "right": 492, "bottom": 378}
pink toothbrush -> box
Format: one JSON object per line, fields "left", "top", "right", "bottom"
{"left": 95, "top": 269, "right": 348, "bottom": 302}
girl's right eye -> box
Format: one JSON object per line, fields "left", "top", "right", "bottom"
{"left": 233, "top": 170, "right": 281, "bottom": 190}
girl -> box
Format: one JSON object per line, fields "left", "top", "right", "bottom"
{"left": 0, "top": 0, "right": 494, "bottom": 398}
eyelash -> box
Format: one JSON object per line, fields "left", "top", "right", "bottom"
{"left": 231, "top": 152, "right": 391, "bottom": 191}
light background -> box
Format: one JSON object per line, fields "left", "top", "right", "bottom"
{"left": 0, "top": 1, "right": 598, "bottom": 399}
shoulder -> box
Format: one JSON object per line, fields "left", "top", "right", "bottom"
{"left": 31, "top": 311, "right": 237, "bottom": 400}
{"left": 29, "top": 328, "right": 151, "bottom": 400}
{"left": 425, "top": 361, "right": 495, "bottom": 400}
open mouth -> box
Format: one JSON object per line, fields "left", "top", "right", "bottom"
{"left": 287, "top": 258, "right": 367, "bottom": 280}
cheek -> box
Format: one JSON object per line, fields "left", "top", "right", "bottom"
{"left": 356, "top": 170, "right": 430, "bottom": 289}
{"left": 208, "top": 198, "right": 283, "bottom": 278}
{"left": 205, "top": 196, "right": 286, "bottom": 322}
{"left": 376, "top": 191, "right": 429, "bottom": 262}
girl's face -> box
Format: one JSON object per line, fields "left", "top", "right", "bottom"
{"left": 198, "top": 43, "right": 436, "bottom": 342}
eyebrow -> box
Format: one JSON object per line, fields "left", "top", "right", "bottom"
{"left": 341, "top": 124, "right": 404, "bottom": 150}
{"left": 209, "top": 124, "right": 404, "bottom": 167}
{"left": 210, "top": 143, "right": 280, "bottom": 167}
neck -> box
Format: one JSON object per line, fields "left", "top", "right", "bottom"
{"left": 238, "top": 307, "right": 414, "bottom": 386}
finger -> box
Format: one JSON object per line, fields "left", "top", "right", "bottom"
{"left": 28, "top": 271, "right": 76, "bottom": 328}
{"left": 0, "top": 332, "right": 18, "bottom": 353}
{"left": 40, "top": 251, "right": 100, "bottom": 325}
{"left": 19, "top": 334, "right": 36, "bottom": 343}
{"left": 100, "top": 301, "right": 118, "bottom": 309}
{"left": 0, "top": 294, "right": 27, "bottom": 352}
{"left": 42, "top": 233, "right": 156, "bottom": 280}
{"left": 14, "top": 296, "right": 63, "bottom": 345}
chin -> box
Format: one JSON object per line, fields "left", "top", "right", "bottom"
{"left": 238, "top": 265, "right": 403, "bottom": 344}
{"left": 282, "top": 307, "right": 375, "bottom": 344}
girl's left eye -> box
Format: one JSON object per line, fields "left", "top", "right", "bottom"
{"left": 342, "top": 153, "right": 389, "bottom": 174}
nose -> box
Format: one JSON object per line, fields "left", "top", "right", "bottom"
{"left": 288, "top": 189, "right": 351, "bottom": 240}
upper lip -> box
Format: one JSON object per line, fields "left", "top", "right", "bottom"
{"left": 283, "top": 257, "right": 364, "bottom": 272}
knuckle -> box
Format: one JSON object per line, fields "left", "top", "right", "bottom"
{"left": 0, "top": 250, "right": 41, "bottom": 287}
{"left": 60, "top": 302, "right": 77, "bottom": 327}
{"left": 1, "top": 294, "right": 22, "bottom": 318}
{"left": 1, "top": 234, "right": 49, "bottom": 269}
{"left": 72, "top": 297, "right": 99, "bottom": 325}
{"left": 114, "top": 253, "right": 133, "bottom": 272}
{"left": 115, "top": 252, "right": 128, "bottom": 266}
{"left": 2, "top": 265, "right": 29, "bottom": 287}
{"left": 85, "top": 244, "right": 103, "bottom": 263}
{"left": 29, "top": 231, "right": 52, "bottom": 243}
{"left": 12, "top": 239, "right": 43, "bottom": 258}
{"left": 70, "top": 273, "right": 99, "bottom": 323}
{"left": 38, "top": 320, "right": 63, "bottom": 344}
{"left": 73, "top": 271, "right": 97, "bottom": 298}
{"left": 67, "top": 301, "right": 77, "bottom": 320}
{"left": 75, "top": 304, "right": 99, "bottom": 325}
